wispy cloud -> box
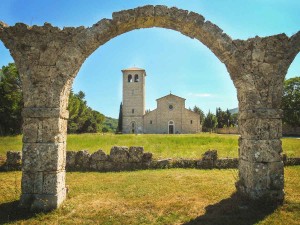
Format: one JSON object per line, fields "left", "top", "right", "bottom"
{"left": 187, "top": 93, "right": 214, "bottom": 98}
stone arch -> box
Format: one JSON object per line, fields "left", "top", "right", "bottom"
{"left": 0, "top": 5, "right": 299, "bottom": 211}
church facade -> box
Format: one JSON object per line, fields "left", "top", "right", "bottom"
{"left": 122, "top": 67, "right": 201, "bottom": 134}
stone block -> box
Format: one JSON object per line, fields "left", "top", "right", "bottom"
{"left": 238, "top": 160, "right": 284, "bottom": 191}
{"left": 202, "top": 150, "right": 218, "bottom": 161}
{"left": 142, "top": 152, "right": 153, "bottom": 163}
{"left": 135, "top": 5, "right": 154, "bottom": 28}
{"left": 90, "top": 149, "right": 108, "bottom": 170}
{"left": 239, "top": 118, "right": 282, "bottom": 140}
{"left": 6, "top": 151, "right": 22, "bottom": 170}
{"left": 215, "top": 158, "right": 238, "bottom": 169}
{"left": 66, "top": 151, "right": 76, "bottom": 169}
{"left": 20, "top": 187, "right": 67, "bottom": 212}
{"left": 22, "top": 143, "right": 66, "bottom": 172}
{"left": 42, "top": 171, "right": 66, "bottom": 195}
{"left": 197, "top": 159, "right": 214, "bottom": 169}
{"left": 23, "top": 117, "right": 67, "bottom": 143}
{"left": 75, "top": 150, "right": 90, "bottom": 170}
{"left": 110, "top": 146, "right": 129, "bottom": 163}
{"left": 239, "top": 138, "right": 282, "bottom": 162}
{"left": 112, "top": 9, "right": 136, "bottom": 34}
{"left": 128, "top": 146, "right": 144, "bottom": 163}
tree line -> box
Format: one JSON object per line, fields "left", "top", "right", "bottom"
{"left": 0, "top": 63, "right": 117, "bottom": 135}
{"left": 0, "top": 63, "right": 299, "bottom": 135}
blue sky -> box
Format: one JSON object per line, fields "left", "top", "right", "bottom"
{"left": 0, "top": 0, "right": 299, "bottom": 118}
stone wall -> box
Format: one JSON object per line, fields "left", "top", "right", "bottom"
{"left": 2, "top": 149, "right": 299, "bottom": 172}
{"left": 216, "top": 127, "right": 239, "bottom": 134}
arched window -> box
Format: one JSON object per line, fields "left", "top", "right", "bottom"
{"left": 128, "top": 74, "right": 133, "bottom": 82}
{"left": 132, "top": 109, "right": 134, "bottom": 114}
{"left": 134, "top": 74, "right": 139, "bottom": 82}
{"left": 190, "top": 120, "right": 193, "bottom": 124}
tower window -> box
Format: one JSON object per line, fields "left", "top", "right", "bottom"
{"left": 134, "top": 74, "right": 139, "bottom": 82}
{"left": 190, "top": 120, "right": 193, "bottom": 124}
{"left": 150, "top": 120, "right": 152, "bottom": 124}
{"left": 128, "top": 74, "right": 133, "bottom": 82}
{"left": 132, "top": 109, "right": 134, "bottom": 114}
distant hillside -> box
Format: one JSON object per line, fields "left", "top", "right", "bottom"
{"left": 229, "top": 107, "right": 238, "bottom": 114}
{"left": 102, "top": 116, "right": 118, "bottom": 132}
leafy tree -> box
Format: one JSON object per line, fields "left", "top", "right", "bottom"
{"left": 67, "top": 91, "right": 105, "bottom": 133}
{"left": 203, "top": 111, "right": 218, "bottom": 132}
{"left": 193, "top": 105, "right": 205, "bottom": 124}
{"left": 116, "top": 102, "right": 123, "bottom": 133}
{"left": 282, "top": 77, "right": 300, "bottom": 127}
{"left": 0, "top": 63, "right": 23, "bottom": 135}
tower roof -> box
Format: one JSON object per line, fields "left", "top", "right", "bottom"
{"left": 122, "top": 67, "right": 145, "bottom": 72}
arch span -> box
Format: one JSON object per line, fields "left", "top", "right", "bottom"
{"left": 0, "top": 5, "right": 299, "bottom": 211}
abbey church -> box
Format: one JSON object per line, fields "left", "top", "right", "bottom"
{"left": 122, "top": 67, "right": 201, "bottom": 134}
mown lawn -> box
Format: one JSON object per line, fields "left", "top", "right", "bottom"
{"left": 0, "top": 167, "right": 299, "bottom": 224}
{"left": 0, "top": 133, "right": 299, "bottom": 159}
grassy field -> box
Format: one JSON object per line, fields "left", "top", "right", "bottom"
{"left": 0, "top": 133, "right": 299, "bottom": 159}
{"left": 0, "top": 167, "right": 299, "bottom": 224}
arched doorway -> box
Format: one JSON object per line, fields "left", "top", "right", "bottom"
{"left": 168, "top": 120, "right": 175, "bottom": 134}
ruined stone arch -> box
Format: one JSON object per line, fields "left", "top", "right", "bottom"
{"left": 0, "top": 5, "right": 299, "bottom": 211}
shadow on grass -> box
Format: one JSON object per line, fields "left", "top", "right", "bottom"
{"left": 183, "top": 192, "right": 279, "bottom": 225}
{"left": 0, "top": 200, "right": 37, "bottom": 224}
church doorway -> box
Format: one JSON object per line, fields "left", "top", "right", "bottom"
{"left": 168, "top": 121, "right": 175, "bottom": 134}
{"left": 131, "top": 121, "right": 136, "bottom": 134}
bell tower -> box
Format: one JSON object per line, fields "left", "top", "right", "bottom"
{"left": 121, "top": 67, "right": 146, "bottom": 133}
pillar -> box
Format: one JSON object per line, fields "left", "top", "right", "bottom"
{"left": 20, "top": 108, "right": 68, "bottom": 211}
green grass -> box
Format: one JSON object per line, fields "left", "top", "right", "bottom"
{"left": 0, "top": 133, "right": 299, "bottom": 159}
{"left": 0, "top": 167, "right": 299, "bottom": 224}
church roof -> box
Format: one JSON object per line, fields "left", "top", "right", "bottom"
{"left": 156, "top": 93, "right": 186, "bottom": 101}
{"left": 122, "top": 67, "right": 145, "bottom": 71}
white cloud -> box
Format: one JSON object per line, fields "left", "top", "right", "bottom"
{"left": 187, "top": 93, "right": 214, "bottom": 98}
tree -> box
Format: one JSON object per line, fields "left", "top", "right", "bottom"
{"left": 67, "top": 91, "right": 105, "bottom": 133}
{"left": 193, "top": 105, "right": 205, "bottom": 124}
{"left": 0, "top": 63, "right": 23, "bottom": 135}
{"left": 282, "top": 77, "right": 300, "bottom": 127}
{"left": 203, "top": 111, "right": 218, "bottom": 132}
{"left": 116, "top": 102, "right": 123, "bottom": 133}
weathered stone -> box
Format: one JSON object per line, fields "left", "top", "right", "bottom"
{"left": 90, "top": 149, "right": 108, "bottom": 170}
{"left": 239, "top": 118, "right": 282, "bottom": 140}
{"left": 128, "top": 146, "right": 144, "bottom": 163}
{"left": 75, "top": 150, "right": 90, "bottom": 170}
{"left": 142, "top": 152, "right": 153, "bottom": 164}
{"left": 110, "top": 146, "right": 129, "bottom": 163}
{"left": 151, "top": 158, "right": 172, "bottom": 168}
{"left": 237, "top": 159, "right": 284, "bottom": 201}
{"left": 22, "top": 143, "right": 66, "bottom": 172}
{"left": 215, "top": 158, "right": 238, "bottom": 169}
{"left": 239, "top": 138, "right": 282, "bottom": 162}
{"left": 202, "top": 150, "right": 218, "bottom": 161}
{"left": 66, "top": 151, "right": 76, "bottom": 169}
{"left": 6, "top": 151, "right": 22, "bottom": 170}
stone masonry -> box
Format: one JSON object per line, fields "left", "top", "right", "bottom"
{"left": 0, "top": 5, "right": 299, "bottom": 211}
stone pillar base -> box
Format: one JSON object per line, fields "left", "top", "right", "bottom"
{"left": 236, "top": 182, "right": 284, "bottom": 204}
{"left": 19, "top": 188, "right": 67, "bottom": 212}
